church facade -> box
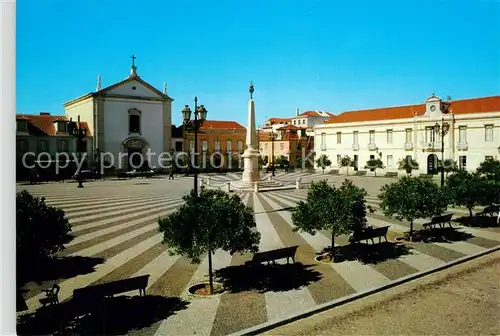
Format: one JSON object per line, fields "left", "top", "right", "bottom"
{"left": 63, "top": 59, "right": 173, "bottom": 171}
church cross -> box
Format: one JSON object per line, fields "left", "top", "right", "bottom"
{"left": 131, "top": 54, "right": 136, "bottom": 66}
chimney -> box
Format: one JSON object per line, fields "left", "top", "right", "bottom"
{"left": 40, "top": 112, "right": 51, "bottom": 116}
{"left": 296, "top": 108, "right": 299, "bottom": 116}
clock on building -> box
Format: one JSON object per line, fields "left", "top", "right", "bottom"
{"left": 430, "top": 105, "right": 436, "bottom": 112}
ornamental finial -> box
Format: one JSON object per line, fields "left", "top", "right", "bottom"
{"left": 249, "top": 81, "right": 254, "bottom": 99}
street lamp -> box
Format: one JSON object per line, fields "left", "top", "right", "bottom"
{"left": 268, "top": 130, "right": 276, "bottom": 177}
{"left": 182, "top": 97, "right": 207, "bottom": 196}
{"left": 68, "top": 115, "right": 87, "bottom": 188}
{"left": 434, "top": 118, "right": 450, "bottom": 187}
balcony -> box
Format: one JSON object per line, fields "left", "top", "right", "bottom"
{"left": 457, "top": 141, "right": 468, "bottom": 151}
{"left": 352, "top": 143, "right": 359, "bottom": 151}
{"left": 404, "top": 142, "right": 413, "bottom": 150}
{"left": 368, "top": 143, "right": 377, "bottom": 151}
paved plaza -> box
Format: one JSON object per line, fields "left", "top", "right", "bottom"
{"left": 16, "top": 171, "right": 500, "bottom": 336}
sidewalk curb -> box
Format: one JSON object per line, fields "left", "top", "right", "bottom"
{"left": 228, "top": 245, "right": 500, "bottom": 336}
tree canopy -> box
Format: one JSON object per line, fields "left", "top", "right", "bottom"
{"left": 340, "top": 156, "right": 354, "bottom": 175}
{"left": 316, "top": 154, "right": 332, "bottom": 174}
{"left": 476, "top": 157, "right": 500, "bottom": 182}
{"left": 292, "top": 179, "right": 367, "bottom": 260}
{"left": 397, "top": 157, "right": 419, "bottom": 175}
{"left": 378, "top": 176, "right": 448, "bottom": 237}
{"left": 445, "top": 169, "right": 492, "bottom": 216}
{"left": 365, "top": 158, "right": 385, "bottom": 176}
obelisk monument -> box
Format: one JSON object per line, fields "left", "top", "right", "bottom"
{"left": 241, "top": 82, "right": 260, "bottom": 184}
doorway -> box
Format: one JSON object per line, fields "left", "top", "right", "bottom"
{"left": 427, "top": 154, "right": 438, "bottom": 175}
{"left": 127, "top": 148, "right": 143, "bottom": 171}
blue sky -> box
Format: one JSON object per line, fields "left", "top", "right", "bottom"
{"left": 17, "top": 0, "right": 499, "bottom": 127}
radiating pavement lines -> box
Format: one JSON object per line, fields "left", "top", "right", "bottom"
{"left": 259, "top": 193, "right": 393, "bottom": 292}
{"left": 252, "top": 194, "right": 317, "bottom": 323}
{"left": 25, "top": 233, "right": 164, "bottom": 311}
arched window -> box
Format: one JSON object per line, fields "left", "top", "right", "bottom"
{"left": 128, "top": 108, "right": 141, "bottom": 134}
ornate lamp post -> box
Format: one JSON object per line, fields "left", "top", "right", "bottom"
{"left": 268, "top": 130, "right": 276, "bottom": 177}
{"left": 434, "top": 118, "right": 450, "bottom": 187}
{"left": 182, "top": 97, "right": 207, "bottom": 196}
{"left": 68, "top": 115, "right": 87, "bottom": 188}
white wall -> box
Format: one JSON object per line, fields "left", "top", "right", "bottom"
{"left": 103, "top": 98, "right": 164, "bottom": 169}
{"left": 107, "top": 79, "right": 162, "bottom": 98}
{"left": 65, "top": 98, "right": 94, "bottom": 132}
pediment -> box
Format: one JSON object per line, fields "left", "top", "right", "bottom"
{"left": 105, "top": 79, "right": 163, "bottom": 98}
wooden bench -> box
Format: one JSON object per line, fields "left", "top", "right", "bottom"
{"left": 423, "top": 214, "right": 453, "bottom": 230}
{"left": 476, "top": 205, "right": 499, "bottom": 217}
{"left": 72, "top": 275, "right": 149, "bottom": 303}
{"left": 245, "top": 246, "right": 298, "bottom": 266}
{"left": 355, "top": 170, "right": 367, "bottom": 176}
{"left": 349, "top": 226, "right": 390, "bottom": 244}
{"left": 385, "top": 172, "right": 398, "bottom": 178}
{"left": 39, "top": 284, "right": 60, "bottom": 307}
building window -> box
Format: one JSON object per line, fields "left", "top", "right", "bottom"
{"left": 280, "top": 143, "right": 284, "bottom": 150}
{"left": 214, "top": 140, "right": 220, "bottom": 151}
{"left": 17, "top": 120, "right": 28, "bottom": 132}
{"left": 57, "top": 140, "right": 68, "bottom": 153}
{"left": 302, "top": 119, "right": 305, "bottom": 125}
{"left": 175, "top": 141, "right": 183, "bottom": 152}
{"left": 336, "top": 132, "right": 341, "bottom": 144}
{"left": 226, "top": 140, "right": 232, "bottom": 151}
{"left": 485, "top": 125, "right": 493, "bottom": 142}
{"left": 426, "top": 126, "right": 436, "bottom": 143}
{"left": 128, "top": 109, "right": 141, "bottom": 134}
{"left": 57, "top": 121, "right": 67, "bottom": 132}
{"left": 202, "top": 140, "right": 208, "bottom": 152}
{"left": 264, "top": 143, "right": 268, "bottom": 150}
{"left": 369, "top": 130, "right": 375, "bottom": 144}
{"left": 237, "top": 140, "right": 243, "bottom": 152}
{"left": 387, "top": 155, "right": 393, "bottom": 167}
{"left": 459, "top": 126, "right": 467, "bottom": 142}
{"left": 17, "top": 139, "right": 28, "bottom": 154}
{"left": 485, "top": 156, "right": 493, "bottom": 161}
{"left": 353, "top": 131, "right": 359, "bottom": 145}
{"left": 459, "top": 155, "right": 467, "bottom": 170}
{"left": 337, "top": 154, "right": 341, "bottom": 165}
{"left": 405, "top": 129, "right": 412, "bottom": 143}
{"left": 38, "top": 140, "right": 48, "bottom": 152}
{"left": 189, "top": 141, "right": 194, "bottom": 152}
{"left": 386, "top": 130, "right": 393, "bottom": 144}
{"left": 321, "top": 133, "right": 326, "bottom": 150}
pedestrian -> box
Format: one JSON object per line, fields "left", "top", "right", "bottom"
{"left": 169, "top": 167, "right": 175, "bottom": 180}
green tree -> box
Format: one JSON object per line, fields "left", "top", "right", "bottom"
{"left": 364, "top": 158, "right": 385, "bottom": 177}
{"left": 438, "top": 158, "right": 458, "bottom": 177}
{"left": 340, "top": 156, "right": 353, "bottom": 175}
{"left": 17, "top": 190, "right": 72, "bottom": 279}
{"left": 316, "top": 154, "right": 332, "bottom": 174}
{"left": 397, "top": 157, "right": 419, "bottom": 176}
{"left": 378, "top": 176, "right": 448, "bottom": 239}
{"left": 292, "top": 179, "right": 367, "bottom": 261}
{"left": 445, "top": 170, "right": 490, "bottom": 216}
{"left": 476, "top": 157, "right": 500, "bottom": 182}
{"left": 158, "top": 188, "right": 260, "bottom": 294}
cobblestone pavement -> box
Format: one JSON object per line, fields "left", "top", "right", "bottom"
{"left": 16, "top": 172, "right": 500, "bottom": 335}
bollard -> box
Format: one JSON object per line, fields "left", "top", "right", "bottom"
{"left": 226, "top": 182, "right": 231, "bottom": 193}
{"left": 296, "top": 177, "right": 301, "bottom": 190}
{"left": 254, "top": 182, "right": 259, "bottom": 193}
{"left": 268, "top": 176, "right": 272, "bottom": 182}
{"left": 207, "top": 177, "right": 211, "bottom": 186}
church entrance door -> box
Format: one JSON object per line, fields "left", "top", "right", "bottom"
{"left": 127, "top": 148, "right": 143, "bottom": 171}
{"left": 427, "top": 154, "right": 438, "bottom": 175}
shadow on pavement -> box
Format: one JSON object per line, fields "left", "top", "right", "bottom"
{"left": 410, "top": 227, "right": 474, "bottom": 243}
{"left": 17, "top": 295, "right": 189, "bottom": 336}
{"left": 215, "top": 262, "right": 322, "bottom": 293}
{"left": 454, "top": 215, "right": 499, "bottom": 228}
{"left": 320, "top": 241, "right": 412, "bottom": 265}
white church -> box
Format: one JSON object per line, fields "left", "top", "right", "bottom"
{"left": 63, "top": 56, "right": 173, "bottom": 170}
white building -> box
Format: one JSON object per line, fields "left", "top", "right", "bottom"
{"left": 64, "top": 58, "right": 173, "bottom": 170}
{"left": 290, "top": 109, "right": 334, "bottom": 136}
{"left": 314, "top": 95, "right": 500, "bottom": 175}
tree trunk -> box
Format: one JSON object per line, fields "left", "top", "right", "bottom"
{"left": 330, "top": 231, "right": 336, "bottom": 262}
{"left": 468, "top": 207, "right": 473, "bottom": 217}
{"left": 208, "top": 249, "right": 214, "bottom": 295}
{"left": 346, "top": 167, "right": 348, "bottom": 176}
{"left": 375, "top": 169, "right": 377, "bottom": 177}
{"left": 322, "top": 168, "right": 324, "bottom": 174}
{"left": 409, "top": 220, "right": 414, "bottom": 241}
